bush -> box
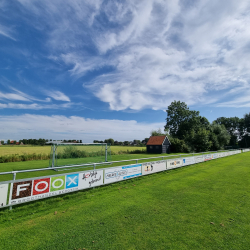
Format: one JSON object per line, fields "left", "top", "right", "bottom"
{"left": 169, "top": 138, "right": 191, "bottom": 153}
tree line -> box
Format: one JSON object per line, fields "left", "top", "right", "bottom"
{"left": 93, "top": 138, "right": 149, "bottom": 146}
{"left": 162, "top": 101, "right": 250, "bottom": 153}
{"left": 2, "top": 139, "right": 83, "bottom": 146}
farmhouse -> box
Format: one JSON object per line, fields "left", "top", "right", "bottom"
{"left": 146, "top": 135, "right": 171, "bottom": 154}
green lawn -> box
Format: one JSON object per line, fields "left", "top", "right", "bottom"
{"left": 0, "top": 152, "right": 249, "bottom": 249}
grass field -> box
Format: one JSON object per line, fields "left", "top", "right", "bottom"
{"left": 0, "top": 152, "right": 249, "bottom": 249}
{"left": 0, "top": 145, "right": 148, "bottom": 164}
{"left": 0, "top": 145, "right": 146, "bottom": 156}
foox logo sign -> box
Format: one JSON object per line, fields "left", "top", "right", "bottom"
{"left": 9, "top": 172, "right": 88, "bottom": 204}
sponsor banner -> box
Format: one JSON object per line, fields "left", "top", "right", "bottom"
{"left": 79, "top": 170, "right": 103, "bottom": 189}
{"left": 104, "top": 164, "right": 142, "bottom": 184}
{"left": 142, "top": 161, "right": 166, "bottom": 175}
{"left": 182, "top": 157, "right": 195, "bottom": 166}
{"left": 0, "top": 184, "right": 8, "bottom": 207}
{"left": 217, "top": 153, "right": 223, "bottom": 158}
{"left": 204, "top": 154, "right": 213, "bottom": 161}
{"left": 167, "top": 159, "right": 182, "bottom": 169}
{"left": 9, "top": 173, "right": 81, "bottom": 205}
{"left": 213, "top": 153, "right": 218, "bottom": 159}
{"left": 195, "top": 155, "right": 204, "bottom": 163}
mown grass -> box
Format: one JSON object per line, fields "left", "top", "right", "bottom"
{"left": 0, "top": 152, "right": 249, "bottom": 249}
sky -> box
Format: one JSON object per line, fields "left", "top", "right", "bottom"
{"left": 1, "top": 0, "right": 250, "bottom": 142}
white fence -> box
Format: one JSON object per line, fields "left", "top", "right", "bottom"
{"left": 0, "top": 149, "right": 245, "bottom": 209}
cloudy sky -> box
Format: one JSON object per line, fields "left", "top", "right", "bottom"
{"left": 1, "top": 0, "right": 250, "bottom": 142}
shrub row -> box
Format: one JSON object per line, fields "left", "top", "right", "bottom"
{"left": 0, "top": 153, "right": 50, "bottom": 163}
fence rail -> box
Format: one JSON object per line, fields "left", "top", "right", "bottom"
{"left": 0, "top": 148, "right": 248, "bottom": 210}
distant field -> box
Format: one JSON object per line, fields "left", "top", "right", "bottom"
{"left": 0, "top": 152, "right": 249, "bottom": 249}
{"left": 0, "top": 145, "right": 146, "bottom": 156}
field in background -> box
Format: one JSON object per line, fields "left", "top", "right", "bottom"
{"left": 0, "top": 145, "right": 146, "bottom": 156}
{"left": 0, "top": 153, "right": 250, "bottom": 249}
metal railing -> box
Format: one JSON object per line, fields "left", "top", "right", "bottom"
{"left": 0, "top": 149, "right": 241, "bottom": 182}
{"left": 0, "top": 148, "right": 245, "bottom": 210}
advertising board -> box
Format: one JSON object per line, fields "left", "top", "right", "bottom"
{"left": 142, "top": 161, "right": 166, "bottom": 175}
{"left": 9, "top": 169, "right": 103, "bottom": 205}
{"left": 79, "top": 170, "right": 103, "bottom": 189}
{"left": 104, "top": 164, "right": 142, "bottom": 184}
{"left": 195, "top": 155, "right": 204, "bottom": 163}
{"left": 182, "top": 157, "right": 195, "bottom": 166}
{"left": 0, "top": 184, "right": 8, "bottom": 207}
{"left": 204, "top": 154, "right": 213, "bottom": 161}
{"left": 217, "top": 153, "right": 222, "bottom": 158}
{"left": 167, "top": 159, "right": 182, "bottom": 169}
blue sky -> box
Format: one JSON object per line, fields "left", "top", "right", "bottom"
{"left": 1, "top": 0, "right": 250, "bottom": 142}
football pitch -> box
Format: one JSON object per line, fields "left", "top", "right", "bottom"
{"left": 0, "top": 152, "right": 250, "bottom": 249}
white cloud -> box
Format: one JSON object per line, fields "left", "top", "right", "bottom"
{"left": 46, "top": 90, "right": 70, "bottom": 102}
{"left": 0, "top": 114, "right": 165, "bottom": 141}
{"left": 0, "top": 102, "right": 72, "bottom": 110}
{"left": 0, "top": 24, "right": 16, "bottom": 41}
{"left": 14, "top": 0, "right": 250, "bottom": 110}
{"left": 0, "top": 91, "right": 30, "bottom": 101}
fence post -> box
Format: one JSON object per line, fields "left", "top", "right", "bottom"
{"left": 9, "top": 172, "right": 16, "bottom": 211}
{"left": 52, "top": 144, "right": 56, "bottom": 168}
{"left": 105, "top": 144, "right": 108, "bottom": 162}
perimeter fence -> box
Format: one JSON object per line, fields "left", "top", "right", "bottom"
{"left": 0, "top": 148, "right": 249, "bottom": 210}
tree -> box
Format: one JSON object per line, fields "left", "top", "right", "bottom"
{"left": 209, "top": 123, "right": 231, "bottom": 150}
{"left": 193, "top": 128, "right": 211, "bottom": 152}
{"left": 165, "top": 101, "right": 209, "bottom": 140}
{"left": 7, "top": 139, "right": 10, "bottom": 144}
{"left": 151, "top": 129, "right": 166, "bottom": 136}
{"left": 214, "top": 117, "right": 244, "bottom": 146}
{"left": 169, "top": 137, "right": 190, "bottom": 153}
{"left": 104, "top": 138, "right": 114, "bottom": 145}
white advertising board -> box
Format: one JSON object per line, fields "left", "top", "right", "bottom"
{"left": 182, "top": 157, "right": 195, "bottom": 166}
{"left": 9, "top": 170, "right": 104, "bottom": 205}
{"left": 142, "top": 161, "right": 166, "bottom": 175}
{"left": 0, "top": 184, "right": 8, "bottom": 207}
{"left": 213, "top": 153, "right": 218, "bottom": 159}
{"left": 167, "top": 159, "right": 182, "bottom": 169}
{"left": 204, "top": 154, "right": 213, "bottom": 161}
{"left": 217, "top": 153, "right": 222, "bottom": 158}
{"left": 78, "top": 170, "right": 103, "bottom": 189}
{"left": 104, "top": 164, "right": 142, "bottom": 184}
{"left": 195, "top": 155, "right": 204, "bottom": 163}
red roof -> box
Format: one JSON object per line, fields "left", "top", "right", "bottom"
{"left": 146, "top": 136, "right": 166, "bottom": 145}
